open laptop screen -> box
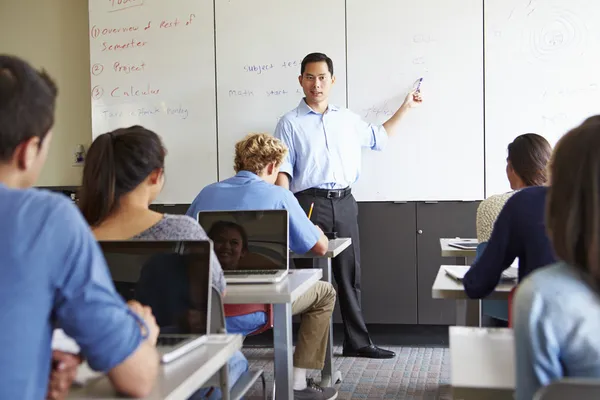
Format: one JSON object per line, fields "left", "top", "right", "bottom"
{"left": 197, "top": 210, "right": 289, "bottom": 272}
{"left": 99, "top": 240, "right": 212, "bottom": 335}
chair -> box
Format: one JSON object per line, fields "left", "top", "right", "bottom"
{"left": 534, "top": 378, "right": 600, "bottom": 400}
{"left": 209, "top": 286, "right": 267, "bottom": 400}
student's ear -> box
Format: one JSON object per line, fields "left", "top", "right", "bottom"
{"left": 14, "top": 137, "right": 41, "bottom": 171}
{"left": 298, "top": 75, "right": 303, "bottom": 86}
{"left": 148, "top": 168, "right": 163, "bottom": 185}
{"left": 331, "top": 74, "right": 336, "bottom": 85}
{"left": 266, "top": 162, "right": 276, "bottom": 176}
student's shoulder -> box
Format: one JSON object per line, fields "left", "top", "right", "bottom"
{"left": 477, "top": 191, "right": 515, "bottom": 215}
{"left": 517, "top": 262, "right": 597, "bottom": 312}
{"left": 6, "top": 187, "right": 78, "bottom": 221}
{"left": 503, "top": 186, "right": 547, "bottom": 211}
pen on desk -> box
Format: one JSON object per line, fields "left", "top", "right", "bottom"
{"left": 308, "top": 202, "right": 314, "bottom": 220}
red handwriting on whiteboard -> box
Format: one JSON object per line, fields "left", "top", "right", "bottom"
{"left": 90, "top": 24, "right": 139, "bottom": 39}
{"left": 113, "top": 61, "right": 146, "bottom": 74}
{"left": 160, "top": 18, "right": 180, "bottom": 29}
{"left": 91, "top": 64, "right": 104, "bottom": 76}
{"left": 108, "top": 0, "right": 144, "bottom": 13}
{"left": 102, "top": 39, "right": 147, "bottom": 51}
{"left": 110, "top": 84, "right": 160, "bottom": 98}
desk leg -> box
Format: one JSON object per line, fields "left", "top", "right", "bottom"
{"left": 316, "top": 258, "right": 342, "bottom": 387}
{"left": 219, "top": 362, "right": 230, "bottom": 400}
{"left": 273, "top": 303, "right": 293, "bottom": 400}
{"left": 455, "top": 256, "right": 482, "bottom": 327}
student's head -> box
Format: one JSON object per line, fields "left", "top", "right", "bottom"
{"left": 207, "top": 221, "right": 248, "bottom": 270}
{"left": 78, "top": 125, "right": 166, "bottom": 227}
{"left": 505, "top": 133, "right": 552, "bottom": 190}
{"left": 547, "top": 116, "right": 600, "bottom": 285}
{"left": 234, "top": 133, "right": 288, "bottom": 184}
{"left": 0, "top": 55, "right": 58, "bottom": 188}
{"left": 299, "top": 52, "right": 335, "bottom": 105}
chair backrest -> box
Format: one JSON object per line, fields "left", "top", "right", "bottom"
{"left": 210, "top": 285, "right": 227, "bottom": 334}
{"left": 534, "top": 378, "right": 600, "bottom": 400}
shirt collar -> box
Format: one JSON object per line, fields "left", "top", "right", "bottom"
{"left": 296, "top": 99, "right": 339, "bottom": 116}
{"left": 235, "top": 170, "right": 262, "bottom": 180}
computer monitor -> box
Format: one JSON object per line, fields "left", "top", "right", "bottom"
{"left": 99, "top": 240, "right": 212, "bottom": 335}
{"left": 197, "top": 210, "right": 289, "bottom": 273}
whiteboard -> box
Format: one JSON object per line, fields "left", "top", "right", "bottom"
{"left": 485, "top": 0, "right": 600, "bottom": 196}
{"left": 214, "top": 0, "right": 346, "bottom": 179}
{"left": 348, "top": 0, "right": 485, "bottom": 201}
{"left": 88, "top": 0, "right": 217, "bottom": 204}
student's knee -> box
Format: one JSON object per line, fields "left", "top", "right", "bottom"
{"left": 317, "top": 281, "right": 336, "bottom": 312}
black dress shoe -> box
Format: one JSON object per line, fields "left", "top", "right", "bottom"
{"left": 342, "top": 344, "right": 396, "bottom": 359}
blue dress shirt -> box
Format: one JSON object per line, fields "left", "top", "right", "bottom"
{"left": 0, "top": 185, "right": 144, "bottom": 399}
{"left": 186, "top": 171, "right": 320, "bottom": 254}
{"left": 274, "top": 99, "right": 389, "bottom": 193}
{"left": 514, "top": 262, "right": 600, "bottom": 400}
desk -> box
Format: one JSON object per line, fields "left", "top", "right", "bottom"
{"left": 432, "top": 266, "right": 516, "bottom": 326}
{"left": 68, "top": 334, "right": 243, "bottom": 400}
{"left": 224, "top": 269, "right": 322, "bottom": 400}
{"left": 290, "top": 237, "right": 351, "bottom": 387}
{"left": 440, "top": 238, "right": 478, "bottom": 260}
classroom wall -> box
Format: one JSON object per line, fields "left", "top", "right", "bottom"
{"left": 0, "top": 0, "right": 91, "bottom": 186}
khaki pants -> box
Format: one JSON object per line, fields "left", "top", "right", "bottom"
{"left": 291, "top": 281, "right": 336, "bottom": 370}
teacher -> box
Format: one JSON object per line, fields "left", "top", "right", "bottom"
{"left": 274, "top": 52, "right": 422, "bottom": 359}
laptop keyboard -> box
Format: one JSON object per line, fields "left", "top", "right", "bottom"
{"left": 157, "top": 336, "right": 188, "bottom": 347}
{"left": 224, "top": 270, "right": 280, "bottom": 275}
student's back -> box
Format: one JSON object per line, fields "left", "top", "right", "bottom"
{"left": 0, "top": 186, "right": 145, "bottom": 398}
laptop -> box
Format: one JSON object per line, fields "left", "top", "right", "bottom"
{"left": 444, "top": 265, "right": 518, "bottom": 282}
{"left": 99, "top": 240, "right": 213, "bottom": 363}
{"left": 197, "top": 210, "right": 289, "bottom": 284}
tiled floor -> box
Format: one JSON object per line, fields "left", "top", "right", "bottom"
{"left": 241, "top": 345, "right": 452, "bottom": 400}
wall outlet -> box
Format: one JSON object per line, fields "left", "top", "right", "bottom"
{"left": 72, "top": 144, "right": 86, "bottom": 167}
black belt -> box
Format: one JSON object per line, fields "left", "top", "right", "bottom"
{"left": 297, "top": 187, "right": 351, "bottom": 199}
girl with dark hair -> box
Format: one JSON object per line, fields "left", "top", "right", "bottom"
{"left": 514, "top": 117, "right": 600, "bottom": 399}
{"left": 473, "top": 134, "right": 553, "bottom": 323}
{"left": 79, "top": 126, "right": 244, "bottom": 400}
{"left": 463, "top": 133, "right": 556, "bottom": 299}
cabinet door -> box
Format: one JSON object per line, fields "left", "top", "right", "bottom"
{"left": 416, "top": 202, "right": 479, "bottom": 325}
{"left": 331, "top": 202, "right": 417, "bottom": 324}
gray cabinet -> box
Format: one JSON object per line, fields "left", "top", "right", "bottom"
{"left": 416, "top": 202, "right": 479, "bottom": 325}
{"left": 331, "top": 202, "right": 417, "bottom": 324}
{"left": 358, "top": 202, "right": 418, "bottom": 324}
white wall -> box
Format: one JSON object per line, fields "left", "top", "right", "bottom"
{"left": 0, "top": 0, "right": 91, "bottom": 186}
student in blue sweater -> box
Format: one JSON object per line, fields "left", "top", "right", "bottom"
{"left": 514, "top": 116, "right": 600, "bottom": 399}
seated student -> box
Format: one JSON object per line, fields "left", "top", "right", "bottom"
{"left": 0, "top": 55, "right": 160, "bottom": 399}
{"left": 476, "top": 133, "right": 552, "bottom": 253}
{"left": 514, "top": 116, "right": 600, "bottom": 400}
{"left": 463, "top": 145, "right": 556, "bottom": 298}
{"left": 77, "top": 126, "right": 244, "bottom": 400}
{"left": 474, "top": 134, "right": 552, "bottom": 323}
{"left": 187, "top": 133, "right": 338, "bottom": 400}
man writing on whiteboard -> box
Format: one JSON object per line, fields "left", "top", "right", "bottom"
{"left": 274, "top": 52, "right": 422, "bottom": 359}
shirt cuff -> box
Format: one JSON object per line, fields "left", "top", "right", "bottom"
{"left": 279, "top": 161, "right": 293, "bottom": 178}
{"left": 372, "top": 125, "right": 389, "bottom": 151}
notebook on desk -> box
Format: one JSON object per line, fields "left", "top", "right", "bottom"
{"left": 197, "top": 210, "right": 289, "bottom": 284}
{"left": 100, "top": 240, "right": 213, "bottom": 363}
{"left": 448, "top": 241, "right": 479, "bottom": 250}
{"left": 444, "top": 265, "right": 518, "bottom": 282}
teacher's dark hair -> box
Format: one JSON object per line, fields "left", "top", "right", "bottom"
{"left": 507, "top": 133, "right": 552, "bottom": 187}
{"left": 301, "top": 53, "right": 334, "bottom": 76}
{"left": 78, "top": 125, "right": 166, "bottom": 227}
{"left": 0, "top": 55, "right": 57, "bottom": 161}
{"left": 547, "top": 116, "right": 600, "bottom": 286}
